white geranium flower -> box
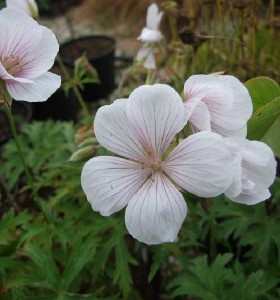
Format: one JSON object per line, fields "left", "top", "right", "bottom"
{"left": 136, "top": 3, "right": 164, "bottom": 69}
{"left": 225, "top": 137, "right": 277, "bottom": 204}
{"left": 81, "top": 84, "right": 233, "bottom": 245}
{"left": 0, "top": 8, "right": 60, "bottom": 102}
{"left": 183, "top": 75, "right": 253, "bottom": 137}
{"left": 138, "top": 3, "right": 163, "bottom": 43}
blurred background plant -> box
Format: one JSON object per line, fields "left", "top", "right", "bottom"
{"left": 0, "top": 0, "right": 280, "bottom": 299}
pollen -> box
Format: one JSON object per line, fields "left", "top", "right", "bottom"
{"left": 1, "top": 55, "right": 23, "bottom": 75}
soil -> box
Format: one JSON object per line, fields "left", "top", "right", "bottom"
{"left": 59, "top": 37, "right": 115, "bottom": 64}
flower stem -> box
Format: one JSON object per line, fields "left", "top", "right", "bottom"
{"left": 56, "top": 54, "right": 91, "bottom": 119}
{"left": 145, "top": 69, "right": 154, "bottom": 85}
{"left": 4, "top": 103, "right": 34, "bottom": 192}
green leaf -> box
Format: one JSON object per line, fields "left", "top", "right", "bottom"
{"left": 60, "top": 236, "right": 99, "bottom": 290}
{"left": 245, "top": 77, "right": 280, "bottom": 111}
{"left": 23, "top": 244, "right": 60, "bottom": 291}
{"left": 261, "top": 117, "right": 280, "bottom": 158}
{"left": 247, "top": 96, "right": 280, "bottom": 141}
{"left": 169, "top": 254, "right": 234, "bottom": 299}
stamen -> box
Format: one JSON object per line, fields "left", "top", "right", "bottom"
{"left": 1, "top": 55, "right": 23, "bottom": 75}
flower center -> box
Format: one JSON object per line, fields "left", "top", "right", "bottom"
{"left": 142, "top": 160, "right": 162, "bottom": 173}
{"left": 1, "top": 55, "right": 23, "bottom": 75}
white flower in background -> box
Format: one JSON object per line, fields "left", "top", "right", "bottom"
{"left": 0, "top": 8, "right": 60, "bottom": 102}
{"left": 183, "top": 75, "right": 253, "bottom": 137}
{"left": 81, "top": 84, "right": 233, "bottom": 245}
{"left": 138, "top": 3, "right": 163, "bottom": 43}
{"left": 136, "top": 45, "right": 157, "bottom": 69}
{"left": 224, "top": 137, "right": 277, "bottom": 205}
{"left": 136, "top": 3, "right": 164, "bottom": 69}
{"left": 6, "top": 0, "right": 38, "bottom": 18}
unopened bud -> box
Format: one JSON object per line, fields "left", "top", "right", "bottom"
{"left": 69, "top": 145, "right": 96, "bottom": 162}
{"left": 77, "top": 137, "right": 97, "bottom": 148}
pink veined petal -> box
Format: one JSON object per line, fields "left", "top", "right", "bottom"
{"left": 184, "top": 74, "right": 253, "bottom": 136}
{"left": 81, "top": 156, "right": 150, "bottom": 216}
{"left": 0, "top": 9, "right": 41, "bottom": 59}
{"left": 215, "top": 75, "right": 253, "bottom": 126}
{"left": 0, "top": 9, "right": 58, "bottom": 79}
{"left": 146, "top": 3, "right": 163, "bottom": 30}
{"left": 227, "top": 188, "right": 271, "bottom": 205}
{"left": 164, "top": 131, "right": 233, "bottom": 197}
{"left": 126, "top": 84, "right": 185, "bottom": 161}
{"left": 203, "top": 75, "right": 252, "bottom": 131}
{"left": 0, "top": 62, "right": 32, "bottom": 83}
{"left": 224, "top": 138, "right": 277, "bottom": 200}
{"left": 17, "top": 26, "right": 59, "bottom": 79}
{"left": 136, "top": 46, "right": 156, "bottom": 69}
{"left": 212, "top": 124, "right": 247, "bottom": 138}
{"left": 224, "top": 152, "right": 242, "bottom": 199}
{"left": 184, "top": 75, "right": 234, "bottom": 111}
{"left": 188, "top": 100, "right": 212, "bottom": 132}
{"left": 125, "top": 172, "right": 187, "bottom": 245}
{"left": 183, "top": 97, "right": 202, "bottom": 124}
{"left": 6, "top": 71, "right": 61, "bottom": 102}
{"left": 94, "top": 99, "right": 148, "bottom": 161}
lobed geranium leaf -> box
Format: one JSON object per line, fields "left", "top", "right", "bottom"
{"left": 247, "top": 96, "right": 280, "bottom": 141}
{"left": 245, "top": 76, "right": 280, "bottom": 111}
{"left": 59, "top": 236, "right": 99, "bottom": 291}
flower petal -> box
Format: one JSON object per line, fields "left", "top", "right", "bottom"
{"left": 213, "top": 75, "right": 253, "bottom": 130}
{"left": 224, "top": 153, "right": 242, "bottom": 199}
{"left": 146, "top": 3, "right": 163, "bottom": 30}
{"left": 184, "top": 75, "right": 253, "bottom": 137}
{"left": 6, "top": 71, "right": 61, "bottom": 102}
{"left": 188, "top": 100, "right": 211, "bottom": 132}
{"left": 0, "top": 62, "right": 32, "bottom": 83}
{"left": 138, "top": 27, "right": 163, "bottom": 43}
{"left": 126, "top": 84, "right": 185, "bottom": 161}
{"left": 6, "top": 0, "right": 38, "bottom": 17}
{"left": 125, "top": 172, "right": 187, "bottom": 245}
{"left": 184, "top": 74, "right": 233, "bottom": 111}
{"left": 81, "top": 156, "right": 150, "bottom": 216}
{"left": 224, "top": 137, "right": 277, "bottom": 204}
{"left": 212, "top": 124, "right": 247, "bottom": 138}
{"left": 18, "top": 26, "right": 59, "bottom": 79}
{"left": 94, "top": 99, "right": 148, "bottom": 161}
{"left": 164, "top": 131, "right": 233, "bottom": 197}
{"left": 136, "top": 46, "right": 156, "bottom": 69}
{"left": 228, "top": 189, "right": 271, "bottom": 205}
{"left": 0, "top": 9, "right": 41, "bottom": 60}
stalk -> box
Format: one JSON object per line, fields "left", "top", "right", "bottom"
{"left": 4, "top": 103, "right": 35, "bottom": 193}
{"left": 56, "top": 54, "right": 91, "bottom": 119}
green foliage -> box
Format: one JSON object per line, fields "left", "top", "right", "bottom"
{"left": 169, "top": 254, "right": 279, "bottom": 300}
{"left": 0, "top": 121, "right": 136, "bottom": 299}
{"left": 245, "top": 77, "right": 280, "bottom": 112}
{"left": 245, "top": 77, "right": 280, "bottom": 157}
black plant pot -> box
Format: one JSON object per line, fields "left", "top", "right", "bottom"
{"left": 32, "top": 88, "right": 79, "bottom": 121}
{"left": 59, "top": 35, "right": 116, "bottom": 102}
{"left": 0, "top": 102, "right": 33, "bottom": 146}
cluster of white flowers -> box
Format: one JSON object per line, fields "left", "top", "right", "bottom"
{"left": 81, "top": 76, "right": 276, "bottom": 245}
{"left": 0, "top": 1, "right": 276, "bottom": 246}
